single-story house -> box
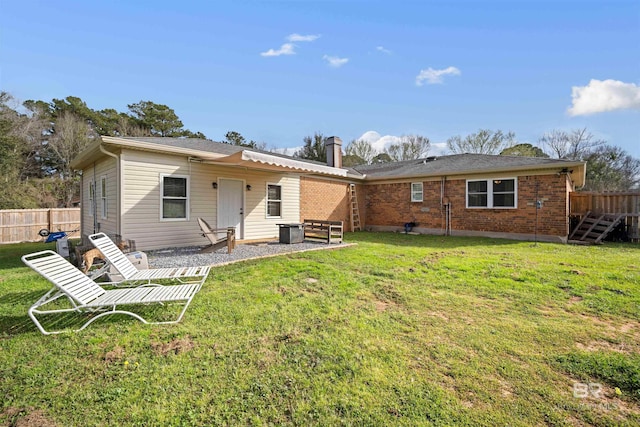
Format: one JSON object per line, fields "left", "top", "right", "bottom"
{"left": 70, "top": 136, "right": 586, "bottom": 249}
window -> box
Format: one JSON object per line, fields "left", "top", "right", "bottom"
{"left": 467, "top": 180, "right": 488, "bottom": 207}
{"left": 100, "top": 176, "right": 107, "bottom": 219}
{"left": 266, "top": 184, "right": 282, "bottom": 217}
{"left": 88, "top": 180, "right": 95, "bottom": 217}
{"left": 161, "top": 175, "right": 189, "bottom": 220}
{"left": 466, "top": 178, "right": 517, "bottom": 208}
{"left": 411, "top": 182, "right": 423, "bottom": 202}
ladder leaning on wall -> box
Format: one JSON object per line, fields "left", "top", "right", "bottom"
{"left": 349, "top": 184, "right": 362, "bottom": 231}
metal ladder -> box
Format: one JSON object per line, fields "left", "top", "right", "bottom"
{"left": 349, "top": 184, "right": 362, "bottom": 231}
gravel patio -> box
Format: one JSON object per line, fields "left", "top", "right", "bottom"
{"left": 146, "top": 240, "right": 352, "bottom": 268}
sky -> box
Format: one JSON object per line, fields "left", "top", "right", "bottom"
{"left": 2, "top": 0, "right": 639, "bottom": 157}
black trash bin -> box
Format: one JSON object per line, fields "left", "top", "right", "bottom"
{"left": 278, "top": 223, "right": 305, "bottom": 244}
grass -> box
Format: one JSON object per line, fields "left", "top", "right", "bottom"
{"left": 0, "top": 233, "right": 639, "bottom": 426}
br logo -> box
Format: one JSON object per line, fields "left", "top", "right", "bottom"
{"left": 573, "top": 382, "right": 602, "bottom": 399}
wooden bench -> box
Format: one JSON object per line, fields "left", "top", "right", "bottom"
{"left": 303, "top": 219, "right": 343, "bottom": 244}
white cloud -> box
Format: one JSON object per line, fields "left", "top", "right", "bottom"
{"left": 415, "top": 66, "right": 461, "bottom": 86}
{"left": 260, "top": 43, "right": 296, "bottom": 57}
{"left": 286, "top": 33, "right": 320, "bottom": 42}
{"left": 431, "top": 142, "right": 448, "bottom": 156}
{"left": 323, "top": 55, "right": 349, "bottom": 68}
{"left": 357, "top": 131, "right": 448, "bottom": 155}
{"left": 376, "top": 46, "right": 391, "bottom": 54}
{"left": 357, "top": 131, "right": 402, "bottom": 152}
{"left": 272, "top": 146, "right": 302, "bottom": 156}
{"left": 568, "top": 79, "right": 640, "bottom": 116}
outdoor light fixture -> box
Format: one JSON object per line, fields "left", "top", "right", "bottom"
{"left": 246, "top": 185, "right": 252, "bottom": 191}
{"left": 212, "top": 182, "right": 218, "bottom": 189}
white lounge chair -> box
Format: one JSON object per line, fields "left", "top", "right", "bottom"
{"left": 88, "top": 233, "right": 211, "bottom": 286}
{"left": 22, "top": 250, "right": 201, "bottom": 335}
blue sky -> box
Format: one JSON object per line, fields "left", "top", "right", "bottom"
{"left": 2, "top": 0, "right": 639, "bottom": 156}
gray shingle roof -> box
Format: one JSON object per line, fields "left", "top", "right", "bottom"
{"left": 119, "top": 137, "right": 244, "bottom": 156}
{"left": 117, "top": 137, "right": 333, "bottom": 166}
{"left": 352, "top": 153, "right": 582, "bottom": 179}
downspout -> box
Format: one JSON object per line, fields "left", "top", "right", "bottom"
{"left": 99, "top": 144, "right": 121, "bottom": 236}
{"left": 92, "top": 162, "right": 97, "bottom": 234}
{"left": 441, "top": 176, "right": 450, "bottom": 236}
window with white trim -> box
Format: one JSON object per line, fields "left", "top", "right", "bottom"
{"left": 100, "top": 176, "right": 107, "bottom": 219}
{"left": 266, "top": 184, "right": 282, "bottom": 218}
{"left": 161, "top": 175, "right": 189, "bottom": 220}
{"left": 88, "top": 180, "right": 95, "bottom": 217}
{"left": 467, "top": 178, "right": 517, "bottom": 208}
{"left": 411, "top": 182, "right": 423, "bottom": 202}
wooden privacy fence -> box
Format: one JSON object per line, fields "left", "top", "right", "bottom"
{"left": 0, "top": 208, "right": 81, "bottom": 244}
{"left": 570, "top": 192, "right": 640, "bottom": 242}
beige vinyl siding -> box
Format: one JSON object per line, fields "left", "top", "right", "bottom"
{"left": 121, "top": 149, "right": 301, "bottom": 250}
{"left": 81, "top": 157, "right": 117, "bottom": 237}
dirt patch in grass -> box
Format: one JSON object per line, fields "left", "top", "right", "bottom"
{"left": 576, "top": 341, "right": 634, "bottom": 354}
{"left": 375, "top": 300, "right": 398, "bottom": 312}
{"left": 104, "top": 345, "right": 125, "bottom": 363}
{"left": 151, "top": 336, "right": 195, "bottom": 356}
{"left": 498, "top": 379, "right": 514, "bottom": 398}
{"left": 421, "top": 250, "right": 466, "bottom": 266}
{"left": 373, "top": 283, "right": 405, "bottom": 306}
{"left": 255, "top": 336, "right": 278, "bottom": 368}
{"left": 426, "top": 311, "right": 449, "bottom": 320}
{"left": 1, "top": 407, "right": 57, "bottom": 427}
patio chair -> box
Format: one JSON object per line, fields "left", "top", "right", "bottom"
{"left": 197, "top": 218, "right": 236, "bottom": 254}
{"left": 22, "top": 250, "right": 201, "bottom": 335}
{"left": 88, "top": 233, "right": 211, "bottom": 286}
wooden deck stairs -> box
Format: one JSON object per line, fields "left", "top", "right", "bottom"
{"left": 349, "top": 184, "right": 362, "bottom": 232}
{"left": 569, "top": 211, "right": 625, "bottom": 244}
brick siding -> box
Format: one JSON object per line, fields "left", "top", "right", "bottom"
{"left": 300, "top": 177, "right": 356, "bottom": 231}
{"left": 364, "top": 173, "right": 570, "bottom": 236}
{"left": 302, "top": 173, "right": 571, "bottom": 238}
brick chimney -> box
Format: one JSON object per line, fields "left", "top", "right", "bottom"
{"left": 325, "top": 136, "right": 343, "bottom": 168}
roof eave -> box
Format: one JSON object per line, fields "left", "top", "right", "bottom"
{"left": 101, "top": 136, "right": 230, "bottom": 160}
{"left": 362, "top": 161, "right": 587, "bottom": 184}
{"left": 70, "top": 139, "right": 105, "bottom": 169}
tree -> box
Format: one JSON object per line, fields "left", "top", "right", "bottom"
{"left": 384, "top": 134, "right": 430, "bottom": 161}
{"left": 538, "top": 128, "right": 604, "bottom": 160}
{"left": 127, "top": 101, "right": 185, "bottom": 137}
{"left": 1, "top": 92, "right": 210, "bottom": 208}
{"left": 224, "top": 130, "right": 266, "bottom": 149}
{"left": 500, "top": 143, "right": 549, "bottom": 158}
{"left": 447, "top": 129, "right": 516, "bottom": 155}
{"left": 46, "top": 111, "right": 96, "bottom": 206}
{"left": 345, "top": 139, "right": 377, "bottom": 165}
{"left": 224, "top": 131, "right": 247, "bottom": 146}
{"left": 0, "top": 93, "right": 45, "bottom": 208}
{"left": 582, "top": 145, "right": 640, "bottom": 191}
{"left": 342, "top": 154, "right": 366, "bottom": 167}
{"left": 294, "top": 132, "right": 327, "bottom": 162}
{"left": 371, "top": 153, "right": 392, "bottom": 164}
{"left": 94, "top": 108, "right": 148, "bottom": 137}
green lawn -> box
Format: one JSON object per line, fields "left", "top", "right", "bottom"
{"left": 1, "top": 233, "right": 639, "bottom": 426}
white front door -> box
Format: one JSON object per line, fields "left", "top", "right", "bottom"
{"left": 218, "top": 178, "right": 244, "bottom": 239}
